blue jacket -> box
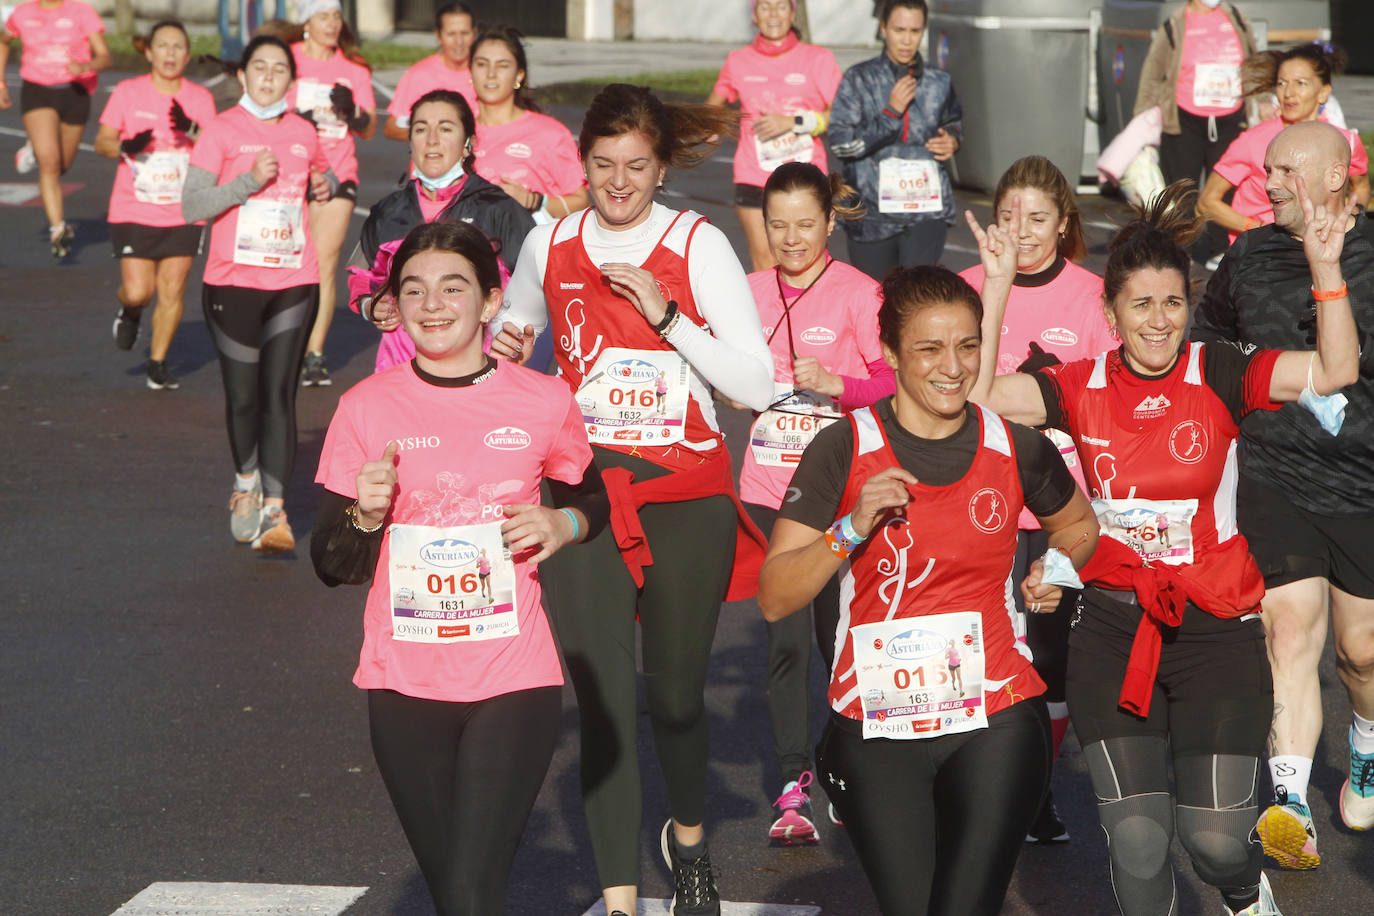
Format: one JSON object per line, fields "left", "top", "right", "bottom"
{"left": 829, "top": 52, "right": 962, "bottom": 241}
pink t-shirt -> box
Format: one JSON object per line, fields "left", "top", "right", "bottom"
{"left": 5, "top": 0, "right": 102, "bottom": 90}
{"left": 388, "top": 53, "right": 478, "bottom": 125}
{"left": 1213, "top": 116, "right": 1370, "bottom": 241}
{"left": 100, "top": 74, "right": 217, "bottom": 227}
{"left": 473, "top": 111, "right": 586, "bottom": 198}
{"left": 190, "top": 106, "right": 330, "bottom": 290}
{"left": 287, "top": 43, "right": 375, "bottom": 183}
{"left": 1176, "top": 8, "right": 1244, "bottom": 117}
{"left": 712, "top": 42, "right": 842, "bottom": 189}
{"left": 315, "top": 359, "right": 592, "bottom": 703}
{"left": 961, "top": 259, "right": 1110, "bottom": 529}
{"left": 739, "top": 259, "right": 886, "bottom": 509}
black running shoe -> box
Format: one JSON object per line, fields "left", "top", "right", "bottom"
{"left": 660, "top": 821, "right": 720, "bottom": 915}
{"left": 114, "top": 308, "right": 142, "bottom": 350}
{"left": 1025, "top": 790, "right": 1070, "bottom": 843}
{"left": 145, "top": 359, "right": 179, "bottom": 390}
{"left": 301, "top": 351, "right": 332, "bottom": 387}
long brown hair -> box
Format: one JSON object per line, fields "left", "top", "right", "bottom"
{"left": 578, "top": 83, "right": 737, "bottom": 170}
{"left": 1102, "top": 180, "right": 1203, "bottom": 306}
{"left": 993, "top": 155, "right": 1086, "bottom": 263}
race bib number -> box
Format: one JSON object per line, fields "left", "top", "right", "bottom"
{"left": 296, "top": 78, "right": 347, "bottom": 139}
{"left": 1093, "top": 497, "right": 1198, "bottom": 566}
{"left": 749, "top": 384, "right": 840, "bottom": 468}
{"left": 755, "top": 129, "right": 814, "bottom": 172}
{"left": 577, "top": 347, "right": 689, "bottom": 446}
{"left": 878, "top": 158, "right": 943, "bottom": 213}
{"left": 852, "top": 612, "right": 987, "bottom": 740}
{"left": 387, "top": 522, "right": 519, "bottom": 644}
{"left": 131, "top": 150, "right": 189, "bottom": 205}
{"left": 234, "top": 197, "right": 305, "bottom": 269}
{"left": 1193, "top": 63, "right": 1241, "bottom": 109}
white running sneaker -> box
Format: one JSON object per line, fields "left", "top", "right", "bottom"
{"left": 15, "top": 141, "right": 35, "bottom": 174}
{"left": 228, "top": 474, "right": 263, "bottom": 543}
{"left": 252, "top": 507, "right": 295, "bottom": 554}
{"left": 1256, "top": 789, "right": 1320, "bottom": 870}
{"left": 1339, "top": 726, "right": 1374, "bottom": 830}
{"left": 1228, "top": 872, "right": 1282, "bottom": 916}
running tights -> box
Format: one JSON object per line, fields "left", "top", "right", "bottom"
{"left": 844, "top": 221, "right": 948, "bottom": 282}
{"left": 368, "top": 686, "right": 561, "bottom": 916}
{"left": 816, "top": 698, "right": 1051, "bottom": 916}
{"left": 539, "top": 448, "right": 736, "bottom": 889}
{"left": 202, "top": 283, "right": 317, "bottom": 499}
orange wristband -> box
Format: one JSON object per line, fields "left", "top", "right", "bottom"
{"left": 1312, "top": 284, "right": 1349, "bottom": 302}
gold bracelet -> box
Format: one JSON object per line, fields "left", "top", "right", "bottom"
{"left": 346, "top": 501, "right": 385, "bottom": 534}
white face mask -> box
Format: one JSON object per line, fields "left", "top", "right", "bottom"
{"left": 416, "top": 158, "right": 466, "bottom": 192}
{"left": 1198, "top": 0, "right": 1222, "bottom": 9}
{"left": 238, "top": 93, "right": 288, "bottom": 120}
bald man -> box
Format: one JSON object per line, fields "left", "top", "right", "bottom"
{"left": 1194, "top": 120, "right": 1374, "bottom": 870}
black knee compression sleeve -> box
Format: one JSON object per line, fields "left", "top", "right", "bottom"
{"left": 1174, "top": 754, "right": 1263, "bottom": 910}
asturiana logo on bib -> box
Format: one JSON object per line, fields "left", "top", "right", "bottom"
{"left": 419, "top": 538, "right": 480, "bottom": 568}
{"left": 484, "top": 427, "right": 532, "bottom": 450}
{"left": 1041, "top": 327, "right": 1078, "bottom": 346}
{"left": 800, "top": 326, "right": 836, "bottom": 346}
{"left": 883, "top": 628, "right": 947, "bottom": 661}
{"left": 608, "top": 358, "right": 659, "bottom": 384}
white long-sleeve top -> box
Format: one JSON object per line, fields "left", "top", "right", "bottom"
{"left": 499, "top": 203, "right": 776, "bottom": 440}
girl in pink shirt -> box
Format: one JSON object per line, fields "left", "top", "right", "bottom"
{"left": 1200, "top": 43, "right": 1370, "bottom": 241}
{"left": 706, "top": 0, "right": 842, "bottom": 270}
{"left": 0, "top": 0, "right": 111, "bottom": 257}
{"left": 471, "top": 25, "right": 589, "bottom": 223}
{"left": 95, "top": 20, "right": 216, "bottom": 390}
{"left": 278, "top": 0, "right": 377, "bottom": 387}
{"left": 314, "top": 220, "right": 605, "bottom": 915}
{"left": 183, "top": 35, "right": 337, "bottom": 555}
{"left": 384, "top": 2, "right": 478, "bottom": 140}
{"left": 738, "top": 161, "right": 891, "bottom": 848}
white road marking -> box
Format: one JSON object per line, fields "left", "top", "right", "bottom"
{"left": 582, "top": 900, "right": 820, "bottom": 915}
{"left": 0, "top": 181, "right": 41, "bottom": 205}
{"left": 111, "top": 882, "right": 367, "bottom": 915}
{"left": 0, "top": 123, "right": 96, "bottom": 153}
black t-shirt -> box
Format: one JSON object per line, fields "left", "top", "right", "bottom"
{"left": 780, "top": 398, "right": 1078, "bottom": 531}
{"left": 1192, "top": 215, "right": 1374, "bottom": 515}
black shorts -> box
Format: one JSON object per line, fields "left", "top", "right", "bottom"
{"left": 1066, "top": 586, "right": 1271, "bottom": 757}
{"left": 110, "top": 223, "right": 204, "bottom": 260}
{"left": 733, "top": 182, "right": 764, "bottom": 209}
{"left": 335, "top": 179, "right": 358, "bottom": 202}
{"left": 20, "top": 80, "right": 91, "bottom": 125}
{"left": 1238, "top": 474, "right": 1374, "bottom": 598}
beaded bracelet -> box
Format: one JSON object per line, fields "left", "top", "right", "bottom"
{"left": 823, "top": 514, "right": 866, "bottom": 558}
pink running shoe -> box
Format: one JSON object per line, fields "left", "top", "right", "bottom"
{"left": 769, "top": 770, "right": 820, "bottom": 846}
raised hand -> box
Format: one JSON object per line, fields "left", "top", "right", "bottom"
{"left": 965, "top": 192, "right": 1019, "bottom": 285}
{"left": 120, "top": 128, "right": 155, "bottom": 157}
{"left": 355, "top": 441, "right": 399, "bottom": 528}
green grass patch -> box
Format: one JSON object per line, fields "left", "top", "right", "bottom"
{"left": 356, "top": 41, "right": 433, "bottom": 68}
{"left": 538, "top": 68, "right": 719, "bottom": 107}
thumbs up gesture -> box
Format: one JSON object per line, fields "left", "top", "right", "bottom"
{"left": 355, "top": 441, "right": 400, "bottom": 527}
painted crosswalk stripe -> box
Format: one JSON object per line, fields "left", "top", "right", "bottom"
{"left": 581, "top": 900, "right": 820, "bottom": 915}
{"left": 111, "top": 882, "right": 367, "bottom": 915}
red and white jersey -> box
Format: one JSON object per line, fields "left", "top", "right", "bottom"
{"left": 542, "top": 208, "right": 723, "bottom": 467}
{"left": 1042, "top": 341, "right": 1276, "bottom": 594}
{"left": 828, "top": 404, "right": 1044, "bottom": 723}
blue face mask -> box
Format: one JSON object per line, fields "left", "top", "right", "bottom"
{"left": 1298, "top": 355, "right": 1348, "bottom": 436}
{"left": 416, "top": 158, "right": 466, "bottom": 192}
{"left": 238, "top": 93, "right": 288, "bottom": 121}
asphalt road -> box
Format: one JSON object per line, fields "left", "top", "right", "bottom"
{"left": 2, "top": 69, "right": 1373, "bottom": 916}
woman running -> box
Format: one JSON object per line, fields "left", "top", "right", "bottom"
{"left": 757, "top": 263, "right": 1098, "bottom": 916}
{"left": 0, "top": 0, "right": 109, "bottom": 258}
{"left": 492, "top": 83, "right": 773, "bottom": 916}
{"left": 95, "top": 19, "right": 215, "bottom": 390}
{"left": 353, "top": 89, "right": 533, "bottom": 373}
{"left": 735, "top": 161, "right": 891, "bottom": 846}
{"left": 274, "top": 0, "right": 376, "bottom": 387}
{"left": 970, "top": 180, "right": 1359, "bottom": 916}
{"left": 828, "top": 0, "right": 960, "bottom": 280}
{"left": 705, "top": 0, "right": 841, "bottom": 270}
{"left": 384, "top": 1, "right": 478, "bottom": 140}
{"left": 471, "top": 25, "right": 588, "bottom": 223}
{"left": 958, "top": 154, "right": 1113, "bottom": 843}
{"left": 1199, "top": 42, "right": 1369, "bottom": 242}
{"left": 183, "top": 34, "right": 336, "bottom": 553}
{"left": 312, "top": 220, "right": 608, "bottom": 916}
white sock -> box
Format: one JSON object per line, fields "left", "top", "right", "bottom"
{"left": 234, "top": 471, "right": 260, "bottom": 491}
{"left": 1353, "top": 713, "right": 1374, "bottom": 754}
{"left": 1269, "top": 755, "right": 1313, "bottom": 805}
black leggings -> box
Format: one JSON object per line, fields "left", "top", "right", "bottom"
{"left": 368, "top": 686, "right": 561, "bottom": 916}
{"left": 202, "top": 283, "right": 317, "bottom": 499}
{"left": 844, "top": 220, "right": 948, "bottom": 282}
{"left": 1013, "top": 528, "right": 1073, "bottom": 703}
{"left": 539, "top": 447, "right": 736, "bottom": 889}
{"left": 746, "top": 502, "right": 839, "bottom": 785}
{"left": 817, "top": 698, "right": 1051, "bottom": 916}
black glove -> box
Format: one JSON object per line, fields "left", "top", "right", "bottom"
{"left": 330, "top": 83, "right": 369, "bottom": 132}
{"left": 1016, "top": 341, "right": 1062, "bottom": 374}
{"left": 169, "top": 99, "right": 199, "bottom": 139}
{"left": 120, "top": 128, "right": 154, "bottom": 157}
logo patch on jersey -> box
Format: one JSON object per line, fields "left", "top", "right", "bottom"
{"left": 1168, "top": 420, "right": 1208, "bottom": 464}
{"left": 1133, "top": 394, "right": 1171, "bottom": 419}
{"left": 968, "top": 488, "right": 1008, "bottom": 534}
{"left": 560, "top": 282, "right": 585, "bottom": 290}
{"left": 1041, "top": 327, "right": 1079, "bottom": 347}
{"left": 504, "top": 142, "right": 533, "bottom": 159}
{"left": 135, "top": 109, "right": 158, "bottom": 120}
{"left": 655, "top": 279, "right": 672, "bottom": 303}
{"left": 800, "top": 326, "right": 836, "bottom": 346}
{"left": 290, "top": 143, "right": 309, "bottom": 159}
{"left": 785, "top": 72, "right": 806, "bottom": 85}
{"left": 484, "top": 427, "right": 532, "bottom": 450}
